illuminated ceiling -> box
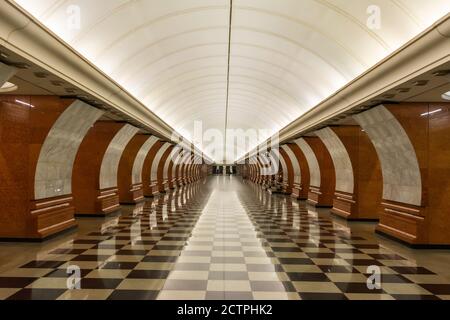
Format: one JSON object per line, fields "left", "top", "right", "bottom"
{"left": 13, "top": 0, "right": 450, "bottom": 163}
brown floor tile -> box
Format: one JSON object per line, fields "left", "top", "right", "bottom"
{"left": 391, "top": 294, "right": 440, "bottom": 300}
{"left": 389, "top": 266, "right": 436, "bottom": 275}
{"left": 318, "top": 265, "right": 359, "bottom": 273}
{"left": 419, "top": 284, "right": 450, "bottom": 295}
{"left": 299, "top": 293, "right": 348, "bottom": 300}
{"left": 7, "top": 288, "right": 66, "bottom": 300}
{"left": 287, "top": 272, "right": 330, "bottom": 282}
{"left": 0, "top": 277, "right": 37, "bottom": 288}
{"left": 79, "top": 278, "right": 123, "bottom": 289}
{"left": 141, "top": 255, "right": 179, "bottom": 263}
{"left": 107, "top": 290, "right": 159, "bottom": 300}
{"left": 20, "top": 261, "right": 64, "bottom": 269}
{"left": 335, "top": 282, "right": 384, "bottom": 294}
{"left": 127, "top": 270, "right": 170, "bottom": 279}
{"left": 100, "top": 262, "right": 138, "bottom": 270}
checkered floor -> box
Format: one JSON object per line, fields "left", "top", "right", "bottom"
{"left": 1, "top": 177, "right": 450, "bottom": 300}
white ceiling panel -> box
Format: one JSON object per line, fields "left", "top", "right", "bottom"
{"left": 13, "top": 0, "right": 450, "bottom": 162}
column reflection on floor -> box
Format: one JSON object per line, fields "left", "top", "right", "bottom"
{"left": 1, "top": 177, "right": 450, "bottom": 300}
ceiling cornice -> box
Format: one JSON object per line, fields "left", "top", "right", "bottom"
{"left": 0, "top": 2, "right": 177, "bottom": 142}
{"left": 239, "top": 13, "right": 450, "bottom": 162}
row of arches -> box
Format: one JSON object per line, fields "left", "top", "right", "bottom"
{"left": 0, "top": 95, "right": 208, "bottom": 240}
{"left": 240, "top": 102, "right": 450, "bottom": 247}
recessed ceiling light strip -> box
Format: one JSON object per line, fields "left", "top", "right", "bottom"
{"left": 223, "top": 0, "right": 233, "bottom": 164}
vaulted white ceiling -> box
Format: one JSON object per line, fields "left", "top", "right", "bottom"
{"left": 13, "top": 0, "right": 450, "bottom": 163}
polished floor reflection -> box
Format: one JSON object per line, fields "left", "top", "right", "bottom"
{"left": 1, "top": 177, "right": 450, "bottom": 300}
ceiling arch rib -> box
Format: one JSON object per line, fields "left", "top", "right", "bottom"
{"left": 227, "top": 87, "right": 297, "bottom": 114}
{"left": 150, "top": 79, "right": 300, "bottom": 119}
{"left": 146, "top": 72, "right": 308, "bottom": 114}
{"left": 231, "top": 55, "right": 326, "bottom": 96}
{"left": 14, "top": 0, "right": 450, "bottom": 163}
{"left": 172, "top": 103, "right": 281, "bottom": 130}
{"left": 147, "top": 74, "right": 228, "bottom": 104}
{"left": 153, "top": 78, "right": 293, "bottom": 112}
{"left": 229, "top": 69, "right": 318, "bottom": 106}
{"left": 131, "top": 55, "right": 228, "bottom": 88}
{"left": 231, "top": 65, "right": 318, "bottom": 94}
{"left": 148, "top": 83, "right": 227, "bottom": 114}
{"left": 232, "top": 27, "right": 354, "bottom": 80}
{"left": 93, "top": 7, "right": 229, "bottom": 60}
{"left": 141, "top": 65, "right": 228, "bottom": 96}
{"left": 229, "top": 78, "right": 302, "bottom": 108}
{"left": 157, "top": 93, "right": 292, "bottom": 128}
{"left": 109, "top": 32, "right": 229, "bottom": 80}
{"left": 307, "top": 0, "right": 389, "bottom": 48}
{"left": 154, "top": 84, "right": 300, "bottom": 122}
{"left": 151, "top": 87, "right": 227, "bottom": 115}
{"left": 138, "top": 62, "right": 321, "bottom": 104}
{"left": 124, "top": 43, "right": 229, "bottom": 91}
{"left": 166, "top": 101, "right": 274, "bottom": 128}
{"left": 160, "top": 97, "right": 283, "bottom": 128}
{"left": 234, "top": 5, "right": 372, "bottom": 67}
{"left": 232, "top": 42, "right": 345, "bottom": 88}
{"left": 75, "top": 2, "right": 228, "bottom": 45}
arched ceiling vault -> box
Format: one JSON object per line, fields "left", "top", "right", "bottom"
{"left": 13, "top": 0, "right": 450, "bottom": 163}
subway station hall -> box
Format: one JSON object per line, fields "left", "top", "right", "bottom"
{"left": 0, "top": 0, "right": 450, "bottom": 304}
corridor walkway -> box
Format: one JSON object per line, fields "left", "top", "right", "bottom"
{"left": 1, "top": 177, "right": 450, "bottom": 300}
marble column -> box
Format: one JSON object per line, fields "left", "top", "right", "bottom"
{"left": 354, "top": 103, "right": 450, "bottom": 245}
{"left": 298, "top": 137, "right": 336, "bottom": 207}
{"left": 167, "top": 147, "right": 180, "bottom": 189}
{"left": 0, "top": 96, "right": 103, "bottom": 239}
{"left": 151, "top": 142, "right": 172, "bottom": 193}
{"left": 278, "top": 149, "right": 289, "bottom": 190}
{"left": 174, "top": 152, "right": 184, "bottom": 186}
{"left": 73, "top": 122, "right": 138, "bottom": 215}
{"left": 279, "top": 147, "right": 294, "bottom": 195}
{"left": 117, "top": 135, "right": 159, "bottom": 204}
{"left": 157, "top": 144, "right": 174, "bottom": 192}
{"left": 290, "top": 140, "right": 312, "bottom": 200}
{"left": 142, "top": 140, "right": 165, "bottom": 196}
{"left": 316, "top": 126, "right": 382, "bottom": 220}
{"left": 283, "top": 144, "right": 308, "bottom": 200}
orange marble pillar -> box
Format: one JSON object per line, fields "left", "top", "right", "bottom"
{"left": 0, "top": 96, "right": 103, "bottom": 239}
{"left": 117, "top": 135, "right": 158, "bottom": 204}
{"left": 157, "top": 145, "right": 174, "bottom": 192}
{"left": 142, "top": 140, "right": 165, "bottom": 197}
{"left": 355, "top": 103, "right": 450, "bottom": 245}
{"left": 174, "top": 155, "right": 184, "bottom": 186}
{"left": 167, "top": 158, "right": 176, "bottom": 189}
{"left": 279, "top": 148, "right": 293, "bottom": 195}
{"left": 285, "top": 144, "right": 310, "bottom": 200}
{"left": 72, "top": 122, "right": 138, "bottom": 215}
{"left": 317, "top": 126, "right": 383, "bottom": 220}
{"left": 303, "top": 137, "right": 335, "bottom": 207}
